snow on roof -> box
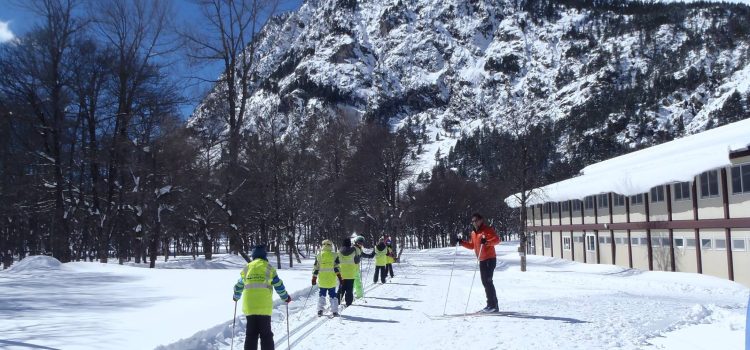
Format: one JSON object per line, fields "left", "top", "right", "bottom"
{"left": 505, "top": 118, "right": 750, "bottom": 208}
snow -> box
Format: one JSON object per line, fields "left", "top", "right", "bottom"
{"left": 2, "top": 246, "right": 746, "bottom": 350}
{"left": 6, "top": 255, "right": 62, "bottom": 273}
{"left": 506, "top": 118, "right": 750, "bottom": 207}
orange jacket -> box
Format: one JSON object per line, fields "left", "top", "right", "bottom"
{"left": 460, "top": 224, "right": 500, "bottom": 261}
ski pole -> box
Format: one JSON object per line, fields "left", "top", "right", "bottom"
{"left": 231, "top": 300, "right": 237, "bottom": 350}
{"left": 443, "top": 240, "right": 460, "bottom": 315}
{"left": 295, "top": 286, "right": 315, "bottom": 321}
{"left": 285, "top": 303, "right": 291, "bottom": 350}
{"left": 464, "top": 243, "right": 485, "bottom": 315}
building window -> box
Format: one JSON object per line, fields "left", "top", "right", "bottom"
{"left": 551, "top": 203, "right": 558, "bottom": 214}
{"left": 630, "top": 194, "right": 644, "bottom": 205}
{"left": 673, "top": 182, "right": 691, "bottom": 201}
{"left": 650, "top": 186, "right": 665, "bottom": 203}
{"left": 615, "top": 237, "right": 625, "bottom": 244}
{"left": 631, "top": 237, "right": 639, "bottom": 245}
{"left": 597, "top": 194, "right": 609, "bottom": 208}
{"left": 542, "top": 203, "right": 549, "bottom": 214}
{"left": 731, "top": 164, "right": 750, "bottom": 194}
{"left": 651, "top": 237, "right": 662, "bottom": 247}
{"left": 584, "top": 196, "right": 595, "bottom": 210}
{"left": 572, "top": 200, "right": 582, "bottom": 211}
{"left": 543, "top": 234, "right": 551, "bottom": 249}
{"left": 700, "top": 170, "right": 719, "bottom": 198}
{"left": 674, "top": 238, "right": 685, "bottom": 248}
{"left": 701, "top": 238, "right": 712, "bottom": 250}
{"left": 733, "top": 238, "right": 746, "bottom": 251}
{"left": 686, "top": 238, "right": 696, "bottom": 248}
{"left": 639, "top": 237, "right": 649, "bottom": 245}
{"left": 563, "top": 237, "right": 571, "bottom": 250}
{"left": 562, "top": 201, "right": 570, "bottom": 212}
{"left": 586, "top": 235, "right": 596, "bottom": 251}
{"left": 613, "top": 194, "right": 625, "bottom": 207}
{"left": 714, "top": 238, "right": 726, "bottom": 249}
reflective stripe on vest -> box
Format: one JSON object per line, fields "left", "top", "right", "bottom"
{"left": 319, "top": 268, "right": 335, "bottom": 272}
{"left": 244, "top": 282, "right": 272, "bottom": 290}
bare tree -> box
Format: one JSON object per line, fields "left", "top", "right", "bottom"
{"left": 182, "top": 0, "right": 282, "bottom": 261}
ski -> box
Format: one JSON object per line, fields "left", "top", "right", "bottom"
{"left": 424, "top": 311, "right": 516, "bottom": 320}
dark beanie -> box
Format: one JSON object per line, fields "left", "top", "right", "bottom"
{"left": 342, "top": 239, "right": 351, "bottom": 247}
{"left": 251, "top": 245, "right": 267, "bottom": 260}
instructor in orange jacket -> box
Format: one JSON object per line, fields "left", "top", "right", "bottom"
{"left": 458, "top": 213, "right": 501, "bottom": 312}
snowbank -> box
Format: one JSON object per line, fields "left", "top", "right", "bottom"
{"left": 6, "top": 255, "right": 62, "bottom": 273}
{"left": 506, "top": 118, "right": 750, "bottom": 207}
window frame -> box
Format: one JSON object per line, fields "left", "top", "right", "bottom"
{"left": 586, "top": 235, "right": 596, "bottom": 251}
{"left": 673, "top": 182, "right": 691, "bottom": 201}
{"left": 543, "top": 233, "right": 552, "bottom": 249}
{"left": 584, "top": 196, "right": 595, "bottom": 210}
{"left": 732, "top": 238, "right": 746, "bottom": 251}
{"left": 597, "top": 194, "right": 609, "bottom": 209}
{"left": 700, "top": 238, "right": 713, "bottom": 250}
{"left": 714, "top": 238, "right": 727, "bottom": 250}
{"left": 630, "top": 193, "right": 644, "bottom": 205}
{"left": 563, "top": 237, "right": 571, "bottom": 251}
{"left": 700, "top": 170, "right": 720, "bottom": 198}
{"left": 650, "top": 185, "right": 665, "bottom": 203}
{"left": 674, "top": 237, "right": 685, "bottom": 249}
{"left": 731, "top": 163, "right": 750, "bottom": 195}
{"left": 685, "top": 238, "right": 696, "bottom": 248}
{"left": 613, "top": 194, "right": 625, "bottom": 207}
{"left": 562, "top": 201, "right": 570, "bottom": 212}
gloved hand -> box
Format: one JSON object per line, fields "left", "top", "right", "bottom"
{"left": 454, "top": 235, "right": 464, "bottom": 245}
{"left": 285, "top": 296, "right": 292, "bottom": 303}
{"left": 312, "top": 276, "right": 317, "bottom": 286}
{"left": 480, "top": 235, "right": 487, "bottom": 245}
{"left": 337, "top": 274, "right": 344, "bottom": 284}
{"left": 233, "top": 292, "right": 242, "bottom": 302}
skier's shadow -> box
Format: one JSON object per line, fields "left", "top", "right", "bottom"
{"left": 366, "top": 296, "right": 421, "bottom": 303}
{"left": 356, "top": 304, "right": 412, "bottom": 311}
{"left": 0, "top": 339, "right": 61, "bottom": 350}
{"left": 340, "top": 315, "right": 399, "bottom": 323}
{"left": 496, "top": 312, "right": 588, "bottom": 324}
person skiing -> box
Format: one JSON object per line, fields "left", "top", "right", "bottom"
{"left": 385, "top": 238, "right": 395, "bottom": 278}
{"left": 353, "top": 235, "right": 374, "bottom": 298}
{"left": 373, "top": 239, "right": 390, "bottom": 284}
{"left": 232, "top": 245, "right": 291, "bottom": 350}
{"left": 337, "top": 238, "right": 360, "bottom": 307}
{"left": 457, "top": 213, "right": 501, "bottom": 313}
{"left": 312, "top": 239, "right": 343, "bottom": 317}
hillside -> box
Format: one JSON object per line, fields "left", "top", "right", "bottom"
{"left": 191, "top": 0, "right": 750, "bottom": 177}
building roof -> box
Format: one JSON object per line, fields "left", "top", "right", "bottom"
{"left": 505, "top": 118, "right": 750, "bottom": 208}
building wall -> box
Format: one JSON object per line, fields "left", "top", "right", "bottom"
{"left": 614, "top": 230, "right": 630, "bottom": 267}
{"left": 673, "top": 229, "right": 698, "bottom": 274}
{"left": 700, "top": 229, "right": 729, "bottom": 280}
{"left": 523, "top": 160, "right": 750, "bottom": 286}
{"left": 732, "top": 229, "right": 750, "bottom": 286}
{"left": 573, "top": 232, "right": 584, "bottom": 262}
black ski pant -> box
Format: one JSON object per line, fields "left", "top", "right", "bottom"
{"left": 337, "top": 279, "right": 355, "bottom": 306}
{"left": 479, "top": 258, "right": 498, "bottom": 309}
{"left": 373, "top": 265, "right": 387, "bottom": 283}
{"left": 245, "top": 315, "right": 274, "bottom": 350}
{"left": 386, "top": 263, "right": 394, "bottom": 277}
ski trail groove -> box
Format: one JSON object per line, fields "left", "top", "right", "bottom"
{"left": 275, "top": 262, "right": 413, "bottom": 349}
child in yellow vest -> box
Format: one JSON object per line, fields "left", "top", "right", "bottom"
{"left": 312, "top": 239, "right": 343, "bottom": 317}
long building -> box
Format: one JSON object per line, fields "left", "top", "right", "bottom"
{"left": 505, "top": 118, "right": 750, "bottom": 286}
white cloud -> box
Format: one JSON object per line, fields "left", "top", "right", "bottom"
{"left": 0, "top": 21, "right": 15, "bottom": 43}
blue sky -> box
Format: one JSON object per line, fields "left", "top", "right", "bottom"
{"left": 0, "top": 0, "right": 303, "bottom": 119}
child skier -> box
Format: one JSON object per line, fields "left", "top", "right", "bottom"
{"left": 353, "top": 235, "right": 374, "bottom": 298}
{"left": 232, "top": 245, "right": 291, "bottom": 350}
{"left": 373, "top": 239, "right": 390, "bottom": 284}
{"left": 385, "top": 238, "right": 395, "bottom": 278}
{"left": 337, "top": 238, "right": 359, "bottom": 307}
{"left": 312, "top": 239, "right": 343, "bottom": 316}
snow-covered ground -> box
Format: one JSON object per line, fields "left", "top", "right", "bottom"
{"left": 1, "top": 244, "right": 747, "bottom": 350}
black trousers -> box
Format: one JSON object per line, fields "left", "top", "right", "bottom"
{"left": 373, "top": 266, "right": 387, "bottom": 283}
{"left": 245, "top": 315, "right": 274, "bottom": 350}
{"left": 337, "top": 279, "right": 355, "bottom": 306}
{"left": 386, "top": 263, "right": 394, "bottom": 277}
{"left": 479, "top": 258, "right": 498, "bottom": 309}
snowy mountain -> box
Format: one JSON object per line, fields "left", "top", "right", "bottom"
{"left": 191, "top": 0, "right": 750, "bottom": 175}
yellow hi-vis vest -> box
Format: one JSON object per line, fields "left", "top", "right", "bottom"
{"left": 375, "top": 245, "right": 388, "bottom": 266}
{"left": 316, "top": 250, "right": 338, "bottom": 288}
{"left": 241, "top": 259, "right": 274, "bottom": 316}
{"left": 339, "top": 251, "right": 357, "bottom": 279}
